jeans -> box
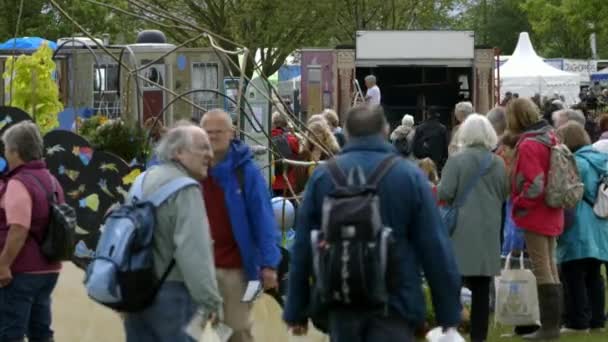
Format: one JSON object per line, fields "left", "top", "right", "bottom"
{"left": 523, "top": 231, "right": 560, "bottom": 284}
{"left": 463, "top": 276, "right": 491, "bottom": 341}
{"left": 124, "top": 281, "right": 197, "bottom": 342}
{"left": 328, "top": 309, "right": 414, "bottom": 342}
{"left": 0, "top": 273, "right": 59, "bottom": 342}
{"left": 561, "top": 258, "right": 606, "bottom": 329}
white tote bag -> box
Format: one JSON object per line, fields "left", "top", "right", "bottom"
{"left": 494, "top": 253, "right": 540, "bottom": 326}
{"left": 199, "top": 321, "right": 221, "bottom": 342}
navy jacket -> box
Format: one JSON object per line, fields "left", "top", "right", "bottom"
{"left": 283, "top": 135, "right": 462, "bottom": 327}
{"left": 207, "top": 140, "right": 281, "bottom": 280}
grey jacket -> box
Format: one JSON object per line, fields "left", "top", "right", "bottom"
{"left": 140, "top": 162, "right": 222, "bottom": 313}
{"left": 438, "top": 146, "right": 508, "bottom": 276}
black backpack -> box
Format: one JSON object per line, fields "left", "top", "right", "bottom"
{"left": 24, "top": 172, "right": 77, "bottom": 262}
{"left": 311, "top": 155, "right": 399, "bottom": 310}
{"left": 271, "top": 132, "right": 296, "bottom": 176}
{"left": 412, "top": 120, "right": 448, "bottom": 167}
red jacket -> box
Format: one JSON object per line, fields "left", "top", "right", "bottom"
{"left": 271, "top": 128, "right": 300, "bottom": 193}
{"left": 511, "top": 121, "right": 564, "bottom": 237}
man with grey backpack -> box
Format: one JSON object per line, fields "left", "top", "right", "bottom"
{"left": 284, "top": 105, "right": 462, "bottom": 342}
{"left": 85, "top": 123, "right": 222, "bottom": 342}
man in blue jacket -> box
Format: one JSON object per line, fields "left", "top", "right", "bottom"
{"left": 201, "top": 109, "right": 281, "bottom": 342}
{"left": 284, "top": 105, "right": 462, "bottom": 341}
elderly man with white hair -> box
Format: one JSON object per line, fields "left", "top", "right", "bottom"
{"left": 364, "top": 75, "right": 381, "bottom": 105}
{"left": 123, "top": 122, "right": 223, "bottom": 342}
{"left": 449, "top": 101, "right": 475, "bottom": 155}
{"left": 438, "top": 114, "right": 508, "bottom": 342}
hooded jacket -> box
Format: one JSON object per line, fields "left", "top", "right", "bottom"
{"left": 207, "top": 140, "right": 282, "bottom": 280}
{"left": 511, "top": 121, "right": 564, "bottom": 236}
{"left": 557, "top": 146, "right": 608, "bottom": 263}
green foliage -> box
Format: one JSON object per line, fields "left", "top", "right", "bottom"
{"left": 456, "top": 0, "right": 607, "bottom": 58}
{"left": 332, "top": 0, "right": 462, "bottom": 43}
{"left": 0, "top": 0, "right": 139, "bottom": 44}
{"left": 78, "top": 116, "right": 146, "bottom": 163}
{"left": 454, "top": 0, "right": 532, "bottom": 53}
{"left": 522, "top": 0, "right": 608, "bottom": 58}
{"left": 2, "top": 43, "right": 63, "bottom": 134}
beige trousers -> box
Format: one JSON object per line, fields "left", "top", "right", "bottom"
{"left": 523, "top": 231, "right": 560, "bottom": 284}
{"left": 217, "top": 268, "right": 254, "bottom": 342}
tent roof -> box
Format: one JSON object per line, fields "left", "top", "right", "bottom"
{"left": 0, "top": 37, "right": 57, "bottom": 51}
{"left": 500, "top": 33, "right": 577, "bottom": 78}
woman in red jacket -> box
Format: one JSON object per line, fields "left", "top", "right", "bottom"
{"left": 506, "top": 98, "right": 564, "bottom": 340}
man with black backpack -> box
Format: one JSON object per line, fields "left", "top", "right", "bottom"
{"left": 284, "top": 105, "right": 462, "bottom": 341}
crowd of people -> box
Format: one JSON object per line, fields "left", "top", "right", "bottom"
{"left": 2, "top": 81, "right": 608, "bottom": 342}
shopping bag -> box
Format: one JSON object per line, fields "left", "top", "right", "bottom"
{"left": 425, "top": 327, "right": 465, "bottom": 342}
{"left": 200, "top": 321, "right": 221, "bottom": 342}
{"left": 494, "top": 253, "right": 540, "bottom": 326}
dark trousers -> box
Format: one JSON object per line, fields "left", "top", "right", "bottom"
{"left": 463, "top": 276, "right": 491, "bottom": 341}
{"left": 124, "top": 282, "right": 197, "bottom": 342}
{"left": 561, "top": 258, "right": 606, "bottom": 329}
{"left": 328, "top": 309, "right": 414, "bottom": 342}
{"left": 0, "top": 273, "right": 59, "bottom": 342}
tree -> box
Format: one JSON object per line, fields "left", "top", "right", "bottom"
{"left": 522, "top": 0, "right": 608, "bottom": 58}
{"left": 0, "top": 0, "right": 138, "bottom": 44}
{"left": 135, "top": 0, "right": 335, "bottom": 78}
{"left": 332, "top": 0, "right": 461, "bottom": 43}
{"left": 453, "top": 0, "right": 532, "bottom": 54}
{"left": 3, "top": 43, "right": 63, "bottom": 133}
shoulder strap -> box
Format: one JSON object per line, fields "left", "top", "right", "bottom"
{"left": 367, "top": 155, "right": 400, "bottom": 187}
{"left": 20, "top": 172, "right": 57, "bottom": 204}
{"left": 327, "top": 158, "right": 347, "bottom": 188}
{"left": 146, "top": 177, "right": 200, "bottom": 207}
{"left": 453, "top": 153, "right": 494, "bottom": 208}
{"left": 130, "top": 172, "right": 146, "bottom": 201}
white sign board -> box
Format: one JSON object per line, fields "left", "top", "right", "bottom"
{"left": 356, "top": 31, "right": 475, "bottom": 62}
{"left": 563, "top": 59, "right": 597, "bottom": 82}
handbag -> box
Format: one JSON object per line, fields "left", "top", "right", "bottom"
{"left": 440, "top": 153, "right": 493, "bottom": 236}
{"left": 494, "top": 252, "right": 540, "bottom": 326}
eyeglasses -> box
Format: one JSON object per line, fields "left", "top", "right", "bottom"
{"left": 206, "top": 129, "right": 230, "bottom": 136}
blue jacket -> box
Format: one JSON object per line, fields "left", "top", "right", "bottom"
{"left": 283, "top": 135, "right": 462, "bottom": 327}
{"left": 557, "top": 146, "right": 608, "bottom": 264}
{"left": 208, "top": 140, "right": 281, "bottom": 280}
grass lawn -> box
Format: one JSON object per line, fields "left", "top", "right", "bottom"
{"left": 487, "top": 325, "right": 608, "bottom": 341}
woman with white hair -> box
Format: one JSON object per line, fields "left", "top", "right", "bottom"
{"left": 390, "top": 114, "right": 416, "bottom": 158}
{"left": 438, "top": 114, "right": 508, "bottom": 342}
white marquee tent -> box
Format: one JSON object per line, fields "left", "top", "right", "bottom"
{"left": 500, "top": 32, "right": 580, "bottom": 104}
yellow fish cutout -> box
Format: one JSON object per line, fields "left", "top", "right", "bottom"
{"left": 79, "top": 194, "right": 100, "bottom": 212}
{"left": 65, "top": 170, "right": 80, "bottom": 182}
{"left": 75, "top": 226, "right": 89, "bottom": 235}
{"left": 122, "top": 169, "right": 141, "bottom": 185}
{"left": 100, "top": 163, "right": 119, "bottom": 173}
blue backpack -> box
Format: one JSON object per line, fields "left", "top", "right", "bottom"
{"left": 84, "top": 173, "right": 199, "bottom": 312}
